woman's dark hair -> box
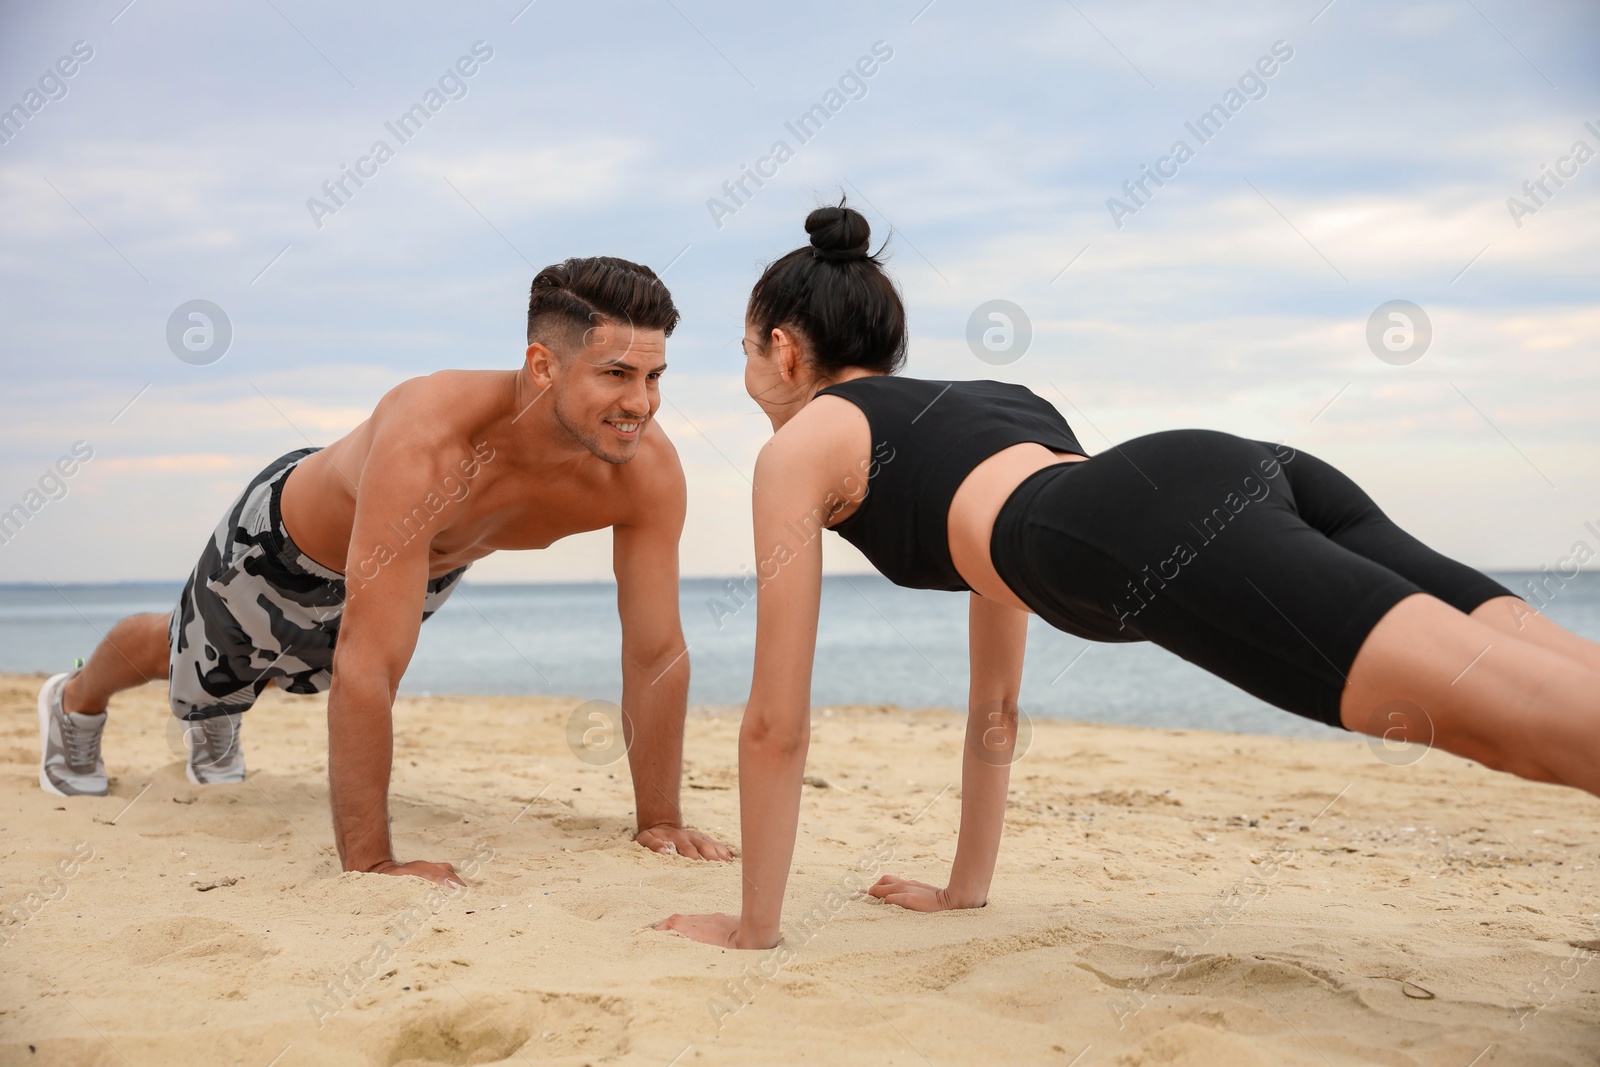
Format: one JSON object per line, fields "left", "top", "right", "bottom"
{"left": 527, "top": 256, "right": 679, "bottom": 351}
{"left": 747, "top": 200, "right": 906, "bottom": 375}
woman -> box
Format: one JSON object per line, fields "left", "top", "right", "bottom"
{"left": 659, "top": 204, "right": 1600, "bottom": 950}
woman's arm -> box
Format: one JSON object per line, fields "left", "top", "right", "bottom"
{"left": 728, "top": 436, "right": 827, "bottom": 947}
{"left": 869, "top": 592, "right": 1028, "bottom": 910}
{"left": 658, "top": 405, "right": 863, "bottom": 948}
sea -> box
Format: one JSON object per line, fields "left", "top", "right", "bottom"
{"left": 2, "top": 572, "right": 1594, "bottom": 741}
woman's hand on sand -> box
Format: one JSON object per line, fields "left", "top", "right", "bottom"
{"left": 654, "top": 911, "right": 742, "bottom": 948}
{"left": 366, "top": 859, "right": 466, "bottom": 886}
{"left": 866, "top": 874, "right": 973, "bottom": 912}
{"left": 637, "top": 825, "right": 734, "bottom": 862}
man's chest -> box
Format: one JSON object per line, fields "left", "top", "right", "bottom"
{"left": 417, "top": 479, "right": 624, "bottom": 565}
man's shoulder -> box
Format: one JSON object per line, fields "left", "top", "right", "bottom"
{"left": 378, "top": 370, "right": 505, "bottom": 420}
{"left": 624, "top": 424, "right": 686, "bottom": 488}
{"left": 368, "top": 372, "right": 505, "bottom": 463}
{"left": 610, "top": 423, "right": 686, "bottom": 522}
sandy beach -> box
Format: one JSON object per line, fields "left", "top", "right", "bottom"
{"left": 2, "top": 671, "right": 1597, "bottom": 1066}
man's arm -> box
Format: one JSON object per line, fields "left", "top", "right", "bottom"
{"left": 612, "top": 444, "right": 731, "bottom": 862}
{"left": 327, "top": 445, "right": 464, "bottom": 885}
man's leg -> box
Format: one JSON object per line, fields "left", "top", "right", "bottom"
{"left": 62, "top": 612, "right": 171, "bottom": 715}
{"left": 39, "top": 611, "right": 170, "bottom": 797}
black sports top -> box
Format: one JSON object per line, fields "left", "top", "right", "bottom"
{"left": 816, "top": 376, "right": 1085, "bottom": 592}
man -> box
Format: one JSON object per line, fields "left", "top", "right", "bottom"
{"left": 37, "top": 256, "right": 730, "bottom": 882}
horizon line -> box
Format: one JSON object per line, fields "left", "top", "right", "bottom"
{"left": 0, "top": 567, "right": 1586, "bottom": 591}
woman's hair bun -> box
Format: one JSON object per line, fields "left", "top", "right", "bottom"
{"left": 806, "top": 204, "right": 872, "bottom": 263}
{"left": 745, "top": 196, "right": 906, "bottom": 376}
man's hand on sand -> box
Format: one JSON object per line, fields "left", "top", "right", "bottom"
{"left": 654, "top": 911, "right": 742, "bottom": 947}
{"left": 865, "top": 874, "right": 969, "bottom": 912}
{"left": 636, "top": 825, "right": 733, "bottom": 861}
{"left": 366, "top": 859, "right": 466, "bottom": 886}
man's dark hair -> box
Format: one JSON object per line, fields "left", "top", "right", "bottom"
{"left": 526, "top": 256, "right": 679, "bottom": 352}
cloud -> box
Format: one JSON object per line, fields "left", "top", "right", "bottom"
{"left": 421, "top": 139, "right": 652, "bottom": 219}
{"left": 1, "top": 0, "right": 1595, "bottom": 581}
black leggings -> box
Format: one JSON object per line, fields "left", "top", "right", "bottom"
{"left": 989, "top": 430, "right": 1513, "bottom": 727}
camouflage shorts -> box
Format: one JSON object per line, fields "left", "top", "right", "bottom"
{"left": 167, "top": 448, "right": 468, "bottom": 720}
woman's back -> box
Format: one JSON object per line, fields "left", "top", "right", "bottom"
{"left": 816, "top": 376, "right": 1085, "bottom": 591}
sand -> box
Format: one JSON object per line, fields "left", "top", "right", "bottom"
{"left": 1, "top": 671, "right": 1597, "bottom": 1066}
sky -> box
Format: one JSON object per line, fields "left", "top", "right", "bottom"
{"left": 0, "top": 0, "right": 1596, "bottom": 584}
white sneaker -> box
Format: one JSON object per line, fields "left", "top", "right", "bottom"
{"left": 183, "top": 713, "right": 245, "bottom": 784}
{"left": 38, "top": 672, "right": 108, "bottom": 797}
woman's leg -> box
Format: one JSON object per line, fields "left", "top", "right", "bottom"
{"left": 1470, "top": 594, "right": 1600, "bottom": 672}
{"left": 999, "top": 433, "right": 1600, "bottom": 773}
{"left": 1341, "top": 593, "right": 1600, "bottom": 794}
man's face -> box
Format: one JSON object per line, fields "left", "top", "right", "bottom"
{"left": 545, "top": 321, "right": 667, "bottom": 465}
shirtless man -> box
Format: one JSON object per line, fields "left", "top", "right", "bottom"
{"left": 37, "top": 256, "right": 730, "bottom": 883}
